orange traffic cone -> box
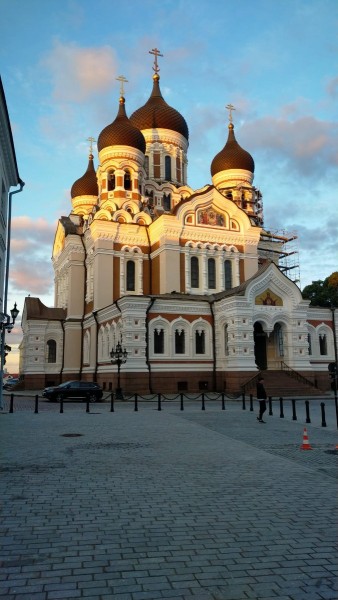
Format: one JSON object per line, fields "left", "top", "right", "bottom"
{"left": 300, "top": 427, "right": 312, "bottom": 450}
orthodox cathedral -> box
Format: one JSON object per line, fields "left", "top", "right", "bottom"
{"left": 19, "top": 50, "right": 335, "bottom": 394}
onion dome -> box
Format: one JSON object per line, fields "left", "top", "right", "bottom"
{"left": 211, "top": 123, "right": 254, "bottom": 176}
{"left": 130, "top": 74, "right": 189, "bottom": 140}
{"left": 97, "top": 96, "right": 146, "bottom": 153}
{"left": 71, "top": 153, "right": 98, "bottom": 198}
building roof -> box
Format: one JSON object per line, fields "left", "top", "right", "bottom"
{"left": 211, "top": 123, "right": 255, "bottom": 176}
{"left": 25, "top": 297, "right": 66, "bottom": 320}
{"left": 0, "top": 76, "right": 22, "bottom": 186}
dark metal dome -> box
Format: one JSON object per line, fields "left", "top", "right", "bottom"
{"left": 97, "top": 97, "right": 146, "bottom": 153}
{"left": 130, "top": 74, "right": 189, "bottom": 140}
{"left": 71, "top": 154, "right": 98, "bottom": 198}
{"left": 211, "top": 123, "right": 255, "bottom": 176}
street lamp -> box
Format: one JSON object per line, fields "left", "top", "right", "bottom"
{"left": 0, "top": 302, "right": 20, "bottom": 410}
{"left": 110, "top": 340, "right": 128, "bottom": 400}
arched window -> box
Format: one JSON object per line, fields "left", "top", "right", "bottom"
{"left": 108, "top": 171, "right": 115, "bottom": 191}
{"left": 154, "top": 329, "right": 164, "bottom": 354}
{"left": 195, "top": 330, "right": 205, "bottom": 354}
{"left": 175, "top": 329, "right": 185, "bottom": 354}
{"left": 47, "top": 340, "right": 56, "bottom": 363}
{"left": 319, "top": 334, "right": 327, "bottom": 355}
{"left": 165, "top": 155, "right": 172, "bottom": 180}
{"left": 124, "top": 170, "right": 132, "bottom": 190}
{"left": 191, "top": 256, "right": 199, "bottom": 288}
{"left": 208, "top": 258, "right": 216, "bottom": 289}
{"left": 126, "top": 260, "right": 135, "bottom": 291}
{"left": 224, "top": 260, "right": 232, "bottom": 289}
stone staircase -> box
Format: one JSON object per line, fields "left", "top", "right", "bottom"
{"left": 243, "top": 369, "right": 324, "bottom": 398}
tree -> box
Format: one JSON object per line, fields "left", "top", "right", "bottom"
{"left": 302, "top": 272, "right": 338, "bottom": 307}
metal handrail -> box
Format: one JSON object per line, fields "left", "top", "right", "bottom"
{"left": 280, "top": 361, "right": 318, "bottom": 388}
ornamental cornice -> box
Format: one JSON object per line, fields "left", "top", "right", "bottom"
{"left": 180, "top": 228, "right": 257, "bottom": 245}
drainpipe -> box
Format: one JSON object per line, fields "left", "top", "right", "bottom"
{"left": 0, "top": 179, "right": 25, "bottom": 410}
{"left": 92, "top": 310, "right": 99, "bottom": 382}
{"left": 59, "top": 319, "right": 65, "bottom": 383}
{"left": 210, "top": 299, "right": 217, "bottom": 391}
{"left": 79, "top": 233, "right": 87, "bottom": 379}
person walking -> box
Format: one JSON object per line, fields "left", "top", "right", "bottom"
{"left": 256, "top": 376, "right": 267, "bottom": 423}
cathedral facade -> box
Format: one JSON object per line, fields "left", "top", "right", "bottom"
{"left": 19, "top": 53, "right": 335, "bottom": 394}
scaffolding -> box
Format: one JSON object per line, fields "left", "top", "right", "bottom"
{"left": 258, "top": 229, "right": 300, "bottom": 286}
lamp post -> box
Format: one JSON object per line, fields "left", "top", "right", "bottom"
{"left": 110, "top": 340, "right": 128, "bottom": 400}
{"left": 0, "top": 302, "right": 20, "bottom": 410}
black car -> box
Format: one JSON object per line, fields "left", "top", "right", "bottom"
{"left": 42, "top": 380, "right": 103, "bottom": 402}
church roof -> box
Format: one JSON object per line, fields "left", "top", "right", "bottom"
{"left": 97, "top": 96, "right": 146, "bottom": 153}
{"left": 211, "top": 123, "right": 255, "bottom": 176}
{"left": 130, "top": 74, "right": 189, "bottom": 140}
{"left": 71, "top": 153, "right": 98, "bottom": 199}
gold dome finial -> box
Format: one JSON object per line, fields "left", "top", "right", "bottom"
{"left": 149, "top": 47, "right": 163, "bottom": 75}
{"left": 116, "top": 74, "right": 128, "bottom": 99}
{"left": 226, "top": 103, "right": 236, "bottom": 125}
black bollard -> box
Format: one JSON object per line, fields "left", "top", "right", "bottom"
{"left": 86, "top": 398, "right": 90, "bottom": 413}
{"left": 305, "top": 400, "right": 311, "bottom": 424}
{"left": 60, "top": 398, "right": 64, "bottom": 414}
{"left": 320, "top": 402, "right": 327, "bottom": 427}
{"left": 110, "top": 392, "right": 114, "bottom": 412}
{"left": 134, "top": 393, "right": 138, "bottom": 412}
{"left": 222, "top": 393, "right": 225, "bottom": 411}
{"left": 180, "top": 393, "right": 184, "bottom": 411}
{"left": 242, "top": 392, "right": 246, "bottom": 410}
{"left": 34, "top": 394, "right": 39, "bottom": 414}
{"left": 291, "top": 398, "right": 297, "bottom": 421}
{"left": 201, "top": 393, "right": 205, "bottom": 411}
{"left": 249, "top": 394, "right": 253, "bottom": 412}
{"left": 158, "top": 393, "right": 162, "bottom": 411}
{"left": 268, "top": 396, "right": 273, "bottom": 416}
{"left": 279, "top": 397, "right": 284, "bottom": 418}
{"left": 9, "top": 393, "right": 14, "bottom": 413}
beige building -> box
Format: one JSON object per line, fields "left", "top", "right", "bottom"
{"left": 19, "top": 57, "right": 335, "bottom": 395}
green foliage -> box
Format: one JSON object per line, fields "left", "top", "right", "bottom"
{"left": 302, "top": 271, "right": 338, "bottom": 307}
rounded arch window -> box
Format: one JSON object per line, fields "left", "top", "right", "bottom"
{"left": 124, "top": 170, "right": 132, "bottom": 191}
{"left": 47, "top": 339, "right": 56, "bottom": 363}
{"left": 108, "top": 170, "right": 115, "bottom": 191}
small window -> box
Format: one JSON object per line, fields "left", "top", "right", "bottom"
{"left": 175, "top": 330, "right": 185, "bottom": 354}
{"left": 308, "top": 333, "right": 312, "bottom": 356}
{"left": 208, "top": 258, "right": 216, "bottom": 289}
{"left": 224, "top": 260, "right": 232, "bottom": 289}
{"left": 319, "top": 334, "right": 327, "bottom": 356}
{"left": 195, "top": 330, "right": 205, "bottom": 354}
{"left": 47, "top": 340, "right": 56, "bottom": 363}
{"left": 163, "top": 193, "right": 171, "bottom": 211}
{"left": 154, "top": 329, "right": 164, "bottom": 354}
{"left": 108, "top": 171, "right": 115, "bottom": 191}
{"left": 126, "top": 260, "right": 135, "bottom": 291}
{"left": 191, "top": 256, "right": 199, "bottom": 288}
{"left": 124, "top": 170, "right": 132, "bottom": 191}
{"left": 165, "top": 155, "right": 172, "bottom": 180}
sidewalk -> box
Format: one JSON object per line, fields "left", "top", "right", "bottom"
{"left": 0, "top": 401, "right": 337, "bottom": 600}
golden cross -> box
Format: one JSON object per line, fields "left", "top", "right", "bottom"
{"left": 149, "top": 47, "right": 163, "bottom": 74}
{"left": 86, "top": 136, "right": 96, "bottom": 153}
{"left": 226, "top": 103, "right": 236, "bottom": 123}
{"left": 116, "top": 75, "right": 128, "bottom": 96}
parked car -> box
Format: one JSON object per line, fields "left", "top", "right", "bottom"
{"left": 3, "top": 377, "right": 20, "bottom": 390}
{"left": 42, "top": 381, "right": 103, "bottom": 402}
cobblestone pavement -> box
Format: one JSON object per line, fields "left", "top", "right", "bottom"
{"left": 0, "top": 399, "right": 337, "bottom": 600}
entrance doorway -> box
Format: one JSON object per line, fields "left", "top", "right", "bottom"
{"left": 254, "top": 322, "right": 267, "bottom": 370}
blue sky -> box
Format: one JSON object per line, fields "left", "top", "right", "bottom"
{"left": 1, "top": 0, "right": 337, "bottom": 371}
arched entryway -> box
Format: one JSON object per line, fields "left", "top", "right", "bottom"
{"left": 254, "top": 322, "right": 267, "bottom": 370}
